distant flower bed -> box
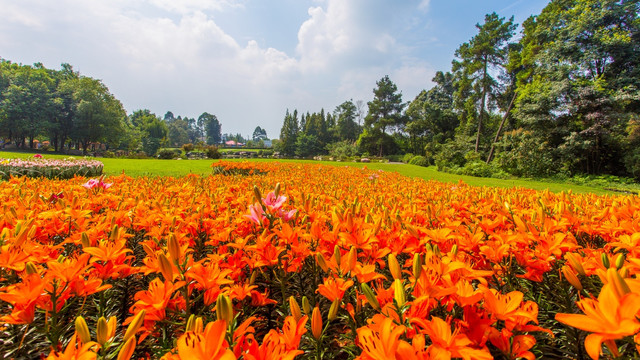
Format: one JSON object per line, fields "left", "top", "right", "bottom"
{"left": 0, "top": 156, "right": 104, "bottom": 179}
{"left": 211, "top": 160, "right": 268, "bottom": 176}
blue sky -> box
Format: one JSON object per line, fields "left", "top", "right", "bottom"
{"left": 0, "top": 0, "right": 548, "bottom": 138}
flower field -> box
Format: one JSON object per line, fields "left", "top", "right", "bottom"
{"left": 1, "top": 161, "right": 639, "bottom": 359}
{"left": 0, "top": 156, "right": 103, "bottom": 179}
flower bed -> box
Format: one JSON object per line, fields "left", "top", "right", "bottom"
{"left": 0, "top": 156, "right": 103, "bottom": 179}
{"left": 0, "top": 162, "right": 639, "bottom": 359}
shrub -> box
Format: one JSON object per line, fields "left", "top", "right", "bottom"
{"left": 205, "top": 145, "right": 222, "bottom": 159}
{"left": 158, "top": 149, "right": 178, "bottom": 159}
{"left": 434, "top": 136, "right": 474, "bottom": 171}
{"left": 102, "top": 151, "right": 115, "bottom": 158}
{"left": 402, "top": 153, "right": 415, "bottom": 163}
{"left": 495, "top": 129, "right": 557, "bottom": 177}
{"left": 408, "top": 155, "right": 429, "bottom": 167}
{"left": 327, "top": 141, "right": 358, "bottom": 160}
{"left": 182, "top": 143, "right": 195, "bottom": 152}
{"left": 385, "top": 154, "right": 403, "bottom": 162}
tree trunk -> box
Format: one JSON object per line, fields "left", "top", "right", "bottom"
{"left": 486, "top": 92, "right": 517, "bottom": 164}
{"left": 475, "top": 59, "right": 488, "bottom": 153}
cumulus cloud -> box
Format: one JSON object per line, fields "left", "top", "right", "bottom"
{"left": 0, "top": 0, "right": 436, "bottom": 136}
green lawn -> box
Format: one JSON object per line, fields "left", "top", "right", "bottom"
{"left": 0, "top": 149, "right": 621, "bottom": 195}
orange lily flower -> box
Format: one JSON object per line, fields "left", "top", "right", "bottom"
{"left": 45, "top": 333, "right": 98, "bottom": 360}
{"left": 317, "top": 276, "right": 354, "bottom": 302}
{"left": 132, "top": 278, "right": 185, "bottom": 323}
{"left": 177, "top": 320, "right": 236, "bottom": 360}
{"left": 422, "top": 316, "right": 493, "bottom": 360}
{"left": 357, "top": 315, "right": 406, "bottom": 360}
{"left": 555, "top": 283, "right": 640, "bottom": 360}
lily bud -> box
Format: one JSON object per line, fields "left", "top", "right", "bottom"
{"left": 311, "top": 306, "right": 323, "bottom": 340}
{"left": 25, "top": 262, "right": 38, "bottom": 275}
{"left": 123, "top": 310, "right": 146, "bottom": 342}
{"left": 302, "top": 296, "right": 311, "bottom": 315}
{"left": 316, "top": 253, "right": 329, "bottom": 272}
{"left": 450, "top": 244, "right": 458, "bottom": 258}
{"left": 566, "top": 253, "right": 586, "bottom": 276}
{"left": 216, "top": 294, "right": 234, "bottom": 324}
{"left": 607, "top": 268, "right": 631, "bottom": 299}
{"left": 157, "top": 253, "right": 174, "bottom": 282}
{"left": 601, "top": 253, "right": 610, "bottom": 269}
{"left": 117, "top": 336, "right": 136, "bottom": 360}
{"left": 274, "top": 183, "right": 281, "bottom": 197}
{"left": 393, "top": 279, "right": 406, "bottom": 309}
{"left": 253, "top": 186, "right": 262, "bottom": 204}
{"left": 289, "top": 296, "right": 302, "bottom": 322}
{"left": 328, "top": 299, "right": 340, "bottom": 321}
{"left": 107, "top": 316, "right": 117, "bottom": 340}
{"left": 249, "top": 270, "right": 257, "bottom": 285}
{"left": 185, "top": 314, "right": 196, "bottom": 332}
{"left": 615, "top": 253, "right": 625, "bottom": 270}
{"left": 334, "top": 245, "right": 341, "bottom": 267}
{"left": 81, "top": 232, "right": 91, "bottom": 247}
{"left": 142, "top": 243, "right": 155, "bottom": 258}
{"left": 347, "top": 247, "right": 357, "bottom": 272}
{"left": 406, "top": 225, "right": 419, "bottom": 238}
{"left": 388, "top": 254, "right": 402, "bottom": 280}
{"left": 168, "top": 234, "right": 180, "bottom": 263}
{"left": 412, "top": 254, "right": 422, "bottom": 280}
{"left": 561, "top": 265, "right": 583, "bottom": 291}
{"left": 373, "top": 218, "right": 382, "bottom": 235}
{"left": 96, "top": 316, "right": 109, "bottom": 345}
{"left": 194, "top": 317, "right": 204, "bottom": 333}
{"left": 75, "top": 316, "right": 91, "bottom": 344}
{"left": 361, "top": 283, "right": 380, "bottom": 311}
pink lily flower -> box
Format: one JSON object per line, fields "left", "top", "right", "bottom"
{"left": 279, "top": 209, "right": 297, "bottom": 222}
{"left": 245, "top": 203, "right": 266, "bottom": 225}
{"left": 262, "top": 191, "right": 287, "bottom": 212}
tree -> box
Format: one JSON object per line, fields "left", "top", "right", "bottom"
{"left": 252, "top": 126, "right": 268, "bottom": 141}
{"left": 405, "top": 72, "right": 459, "bottom": 155}
{"left": 49, "top": 64, "right": 79, "bottom": 151}
{"left": 167, "top": 117, "right": 190, "bottom": 147}
{"left": 360, "top": 76, "right": 406, "bottom": 156}
{"left": 279, "top": 109, "right": 299, "bottom": 157}
{"left": 164, "top": 111, "right": 175, "bottom": 122}
{"left": 141, "top": 115, "right": 168, "bottom": 155}
{"left": 70, "top": 77, "right": 125, "bottom": 154}
{"left": 334, "top": 100, "right": 361, "bottom": 142}
{"left": 513, "top": 0, "right": 640, "bottom": 175}
{"left": 199, "top": 112, "right": 221, "bottom": 145}
{"left": 452, "top": 13, "right": 517, "bottom": 153}
{"left": 0, "top": 64, "right": 54, "bottom": 148}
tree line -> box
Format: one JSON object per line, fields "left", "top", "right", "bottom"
{"left": 279, "top": 0, "right": 640, "bottom": 179}
{"left": 0, "top": 59, "right": 223, "bottom": 156}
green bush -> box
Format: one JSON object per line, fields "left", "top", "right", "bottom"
{"left": 205, "top": 145, "right": 222, "bottom": 159}
{"left": 327, "top": 141, "right": 358, "bottom": 160}
{"left": 102, "top": 151, "right": 115, "bottom": 158}
{"left": 158, "top": 149, "right": 178, "bottom": 159}
{"left": 434, "top": 136, "right": 474, "bottom": 171}
{"left": 402, "top": 153, "right": 415, "bottom": 163}
{"left": 182, "top": 143, "right": 195, "bottom": 152}
{"left": 460, "top": 161, "right": 494, "bottom": 178}
{"left": 495, "top": 129, "right": 557, "bottom": 177}
{"left": 408, "top": 155, "right": 429, "bottom": 167}
{"left": 385, "top": 154, "right": 403, "bottom": 162}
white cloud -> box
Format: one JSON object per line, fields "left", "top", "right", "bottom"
{"left": 145, "top": 0, "right": 244, "bottom": 14}
{"left": 418, "top": 0, "right": 431, "bottom": 11}
{"left": 0, "top": 0, "right": 437, "bottom": 136}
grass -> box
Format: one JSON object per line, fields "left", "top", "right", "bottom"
{"left": 0, "top": 149, "right": 625, "bottom": 195}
